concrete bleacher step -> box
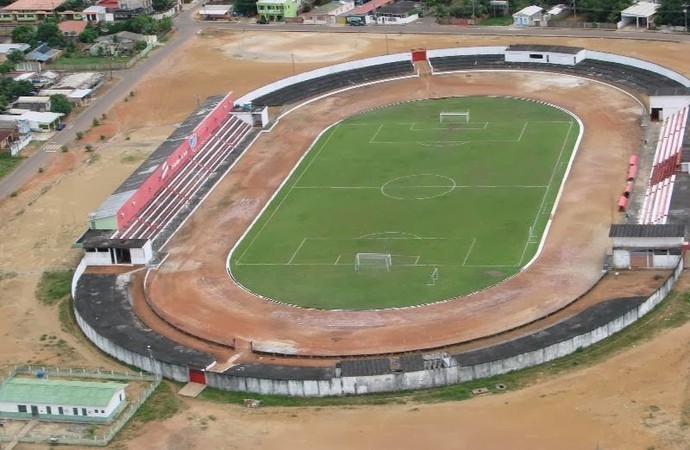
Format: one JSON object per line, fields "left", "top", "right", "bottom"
{"left": 178, "top": 382, "right": 207, "bottom": 398}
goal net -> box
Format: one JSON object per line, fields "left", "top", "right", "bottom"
{"left": 355, "top": 253, "right": 392, "bottom": 271}
{"left": 440, "top": 111, "right": 470, "bottom": 124}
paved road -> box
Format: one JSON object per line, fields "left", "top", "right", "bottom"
{"left": 0, "top": 11, "right": 688, "bottom": 200}
{"left": 0, "top": 5, "right": 200, "bottom": 200}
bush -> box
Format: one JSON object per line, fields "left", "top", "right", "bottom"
{"left": 60, "top": 145, "right": 68, "bottom": 152}
{"left": 85, "top": 144, "right": 93, "bottom": 152}
{"left": 92, "top": 118, "right": 100, "bottom": 127}
{"left": 76, "top": 131, "right": 84, "bottom": 140}
{"left": 100, "top": 134, "right": 106, "bottom": 141}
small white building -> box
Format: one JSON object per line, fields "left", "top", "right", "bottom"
{"left": 375, "top": 0, "right": 419, "bottom": 25}
{"left": 83, "top": 5, "right": 115, "bottom": 22}
{"left": 620, "top": 1, "right": 659, "bottom": 29}
{"left": 301, "top": 0, "right": 354, "bottom": 24}
{"left": 609, "top": 223, "right": 685, "bottom": 269}
{"left": 0, "top": 110, "right": 63, "bottom": 132}
{"left": 504, "top": 44, "right": 586, "bottom": 65}
{"left": 14, "top": 96, "right": 51, "bottom": 112}
{"left": 0, "top": 378, "right": 126, "bottom": 423}
{"left": 513, "top": 5, "right": 543, "bottom": 26}
{"left": 198, "top": 4, "right": 233, "bottom": 20}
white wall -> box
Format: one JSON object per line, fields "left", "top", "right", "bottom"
{"left": 612, "top": 237, "right": 683, "bottom": 247}
{"left": 653, "top": 254, "right": 681, "bottom": 268}
{"left": 505, "top": 50, "right": 584, "bottom": 65}
{"left": 83, "top": 249, "right": 112, "bottom": 265}
{"left": 427, "top": 46, "right": 507, "bottom": 59}
{"left": 130, "top": 242, "right": 152, "bottom": 265}
{"left": 585, "top": 50, "right": 690, "bottom": 87}
{"left": 104, "top": 388, "right": 125, "bottom": 416}
{"left": 612, "top": 249, "right": 630, "bottom": 268}
{"left": 234, "top": 52, "right": 413, "bottom": 105}
{"left": 376, "top": 13, "right": 418, "bottom": 25}
{"left": 649, "top": 96, "right": 690, "bottom": 120}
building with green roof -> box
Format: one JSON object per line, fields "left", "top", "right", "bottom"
{"left": 0, "top": 378, "right": 127, "bottom": 423}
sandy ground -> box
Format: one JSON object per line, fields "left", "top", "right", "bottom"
{"left": 2, "top": 30, "right": 690, "bottom": 449}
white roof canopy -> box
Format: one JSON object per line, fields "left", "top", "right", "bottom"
{"left": 621, "top": 1, "right": 659, "bottom": 18}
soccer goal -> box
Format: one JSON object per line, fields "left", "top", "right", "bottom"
{"left": 439, "top": 111, "right": 470, "bottom": 124}
{"left": 355, "top": 253, "right": 392, "bottom": 271}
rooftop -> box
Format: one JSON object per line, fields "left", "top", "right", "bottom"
{"left": 507, "top": 44, "right": 584, "bottom": 54}
{"left": 514, "top": 5, "right": 543, "bottom": 16}
{"left": 0, "top": 378, "right": 126, "bottom": 407}
{"left": 346, "top": 0, "right": 392, "bottom": 15}
{"left": 609, "top": 223, "right": 686, "bottom": 238}
{"left": 2, "top": 0, "right": 66, "bottom": 10}
{"left": 377, "top": 0, "right": 417, "bottom": 15}
{"left": 621, "top": 1, "right": 659, "bottom": 18}
{"left": 58, "top": 20, "right": 87, "bottom": 35}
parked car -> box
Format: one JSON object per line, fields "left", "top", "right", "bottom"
{"left": 257, "top": 17, "right": 269, "bottom": 24}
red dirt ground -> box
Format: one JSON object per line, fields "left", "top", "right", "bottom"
{"left": 142, "top": 71, "right": 649, "bottom": 360}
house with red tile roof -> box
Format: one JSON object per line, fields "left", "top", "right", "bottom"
{"left": 58, "top": 20, "right": 87, "bottom": 38}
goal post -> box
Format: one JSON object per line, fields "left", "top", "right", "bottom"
{"left": 355, "top": 253, "right": 392, "bottom": 271}
{"left": 440, "top": 111, "right": 470, "bottom": 124}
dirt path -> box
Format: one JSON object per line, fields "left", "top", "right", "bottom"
{"left": 3, "top": 30, "right": 690, "bottom": 450}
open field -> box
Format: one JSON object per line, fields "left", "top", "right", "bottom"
{"left": 231, "top": 97, "right": 578, "bottom": 309}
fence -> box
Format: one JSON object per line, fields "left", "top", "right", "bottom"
{"left": 0, "top": 365, "right": 160, "bottom": 447}
{"left": 549, "top": 20, "right": 617, "bottom": 29}
{"left": 49, "top": 43, "right": 156, "bottom": 72}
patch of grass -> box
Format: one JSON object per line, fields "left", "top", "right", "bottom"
{"left": 231, "top": 97, "right": 578, "bottom": 309}
{"left": 131, "top": 382, "right": 179, "bottom": 424}
{"left": 55, "top": 55, "right": 130, "bottom": 65}
{"left": 0, "top": 270, "right": 17, "bottom": 281}
{"left": 479, "top": 16, "right": 513, "bottom": 26}
{"left": 199, "top": 289, "right": 690, "bottom": 407}
{"left": 59, "top": 297, "right": 79, "bottom": 335}
{"left": 35, "top": 270, "right": 73, "bottom": 306}
{"left": 0, "top": 153, "right": 22, "bottom": 179}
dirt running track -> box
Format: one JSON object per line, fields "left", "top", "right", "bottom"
{"left": 145, "top": 71, "right": 643, "bottom": 358}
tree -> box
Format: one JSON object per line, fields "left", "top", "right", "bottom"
{"left": 6, "top": 49, "right": 24, "bottom": 64}
{"left": 232, "top": 0, "right": 258, "bottom": 16}
{"left": 656, "top": 0, "right": 687, "bottom": 26}
{"left": 11, "top": 25, "right": 35, "bottom": 45}
{"left": 130, "top": 15, "right": 158, "bottom": 35}
{"left": 152, "top": 0, "right": 173, "bottom": 12}
{"left": 576, "top": 0, "right": 633, "bottom": 23}
{"left": 36, "top": 21, "right": 66, "bottom": 48}
{"left": 133, "top": 40, "right": 148, "bottom": 51}
{"left": 50, "top": 94, "right": 73, "bottom": 115}
{"left": 78, "top": 27, "right": 98, "bottom": 43}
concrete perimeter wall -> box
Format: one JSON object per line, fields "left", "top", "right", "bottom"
{"left": 585, "top": 50, "right": 690, "bottom": 87}
{"left": 203, "top": 260, "right": 683, "bottom": 396}
{"left": 72, "top": 48, "right": 688, "bottom": 396}
{"left": 234, "top": 53, "right": 412, "bottom": 105}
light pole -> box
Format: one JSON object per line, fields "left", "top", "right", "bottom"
{"left": 147, "top": 345, "right": 158, "bottom": 377}
{"left": 684, "top": 6, "right": 688, "bottom": 32}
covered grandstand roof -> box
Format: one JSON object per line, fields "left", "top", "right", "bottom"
{"left": 608, "top": 223, "right": 685, "bottom": 238}
{"left": 90, "top": 95, "right": 225, "bottom": 222}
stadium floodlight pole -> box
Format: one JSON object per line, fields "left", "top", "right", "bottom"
{"left": 684, "top": 5, "right": 688, "bottom": 32}
{"left": 291, "top": 53, "right": 296, "bottom": 74}
{"left": 147, "top": 344, "right": 159, "bottom": 378}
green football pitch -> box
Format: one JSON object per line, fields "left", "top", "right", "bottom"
{"left": 229, "top": 97, "right": 580, "bottom": 310}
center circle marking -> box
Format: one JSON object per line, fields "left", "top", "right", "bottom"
{"left": 380, "top": 174, "right": 457, "bottom": 200}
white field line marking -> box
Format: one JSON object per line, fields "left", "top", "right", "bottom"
{"left": 288, "top": 237, "right": 307, "bottom": 264}
{"left": 463, "top": 237, "right": 477, "bottom": 266}
{"left": 369, "top": 124, "right": 383, "bottom": 144}
{"left": 334, "top": 255, "right": 341, "bottom": 265}
{"left": 518, "top": 121, "right": 574, "bottom": 267}
{"left": 517, "top": 122, "right": 528, "bottom": 142}
{"left": 236, "top": 124, "right": 339, "bottom": 264}
{"left": 293, "top": 185, "right": 547, "bottom": 189}
{"left": 236, "top": 262, "right": 515, "bottom": 268}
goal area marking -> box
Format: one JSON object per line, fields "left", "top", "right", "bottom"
{"left": 439, "top": 111, "right": 470, "bottom": 123}
{"left": 355, "top": 252, "right": 392, "bottom": 271}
